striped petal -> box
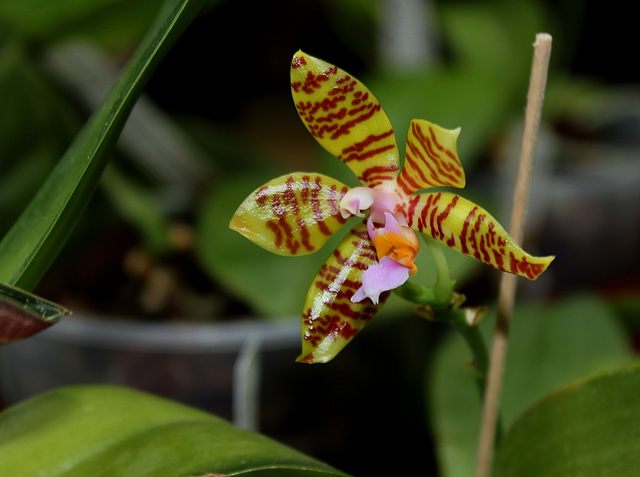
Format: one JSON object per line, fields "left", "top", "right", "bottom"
{"left": 396, "top": 119, "right": 466, "bottom": 195}
{"left": 230, "top": 173, "right": 349, "bottom": 256}
{"left": 297, "top": 223, "right": 388, "bottom": 364}
{"left": 291, "top": 50, "right": 400, "bottom": 189}
{"left": 406, "top": 192, "right": 554, "bottom": 280}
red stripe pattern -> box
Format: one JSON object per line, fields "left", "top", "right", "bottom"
{"left": 230, "top": 173, "right": 349, "bottom": 256}
{"left": 396, "top": 119, "right": 466, "bottom": 195}
{"left": 291, "top": 51, "right": 399, "bottom": 189}
{"left": 297, "top": 223, "right": 388, "bottom": 363}
{"left": 406, "top": 192, "right": 553, "bottom": 280}
{"left": 230, "top": 51, "right": 554, "bottom": 365}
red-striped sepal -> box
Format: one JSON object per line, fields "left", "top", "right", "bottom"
{"left": 290, "top": 50, "right": 400, "bottom": 189}
{"left": 230, "top": 173, "right": 350, "bottom": 256}
{"left": 406, "top": 192, "right": 554, "bottom": 280}
{"left": 297, "top": 223, "right": 388, "bottom": 363}
{"left": 396, "top": 119, "right": 466, "bottom": 195}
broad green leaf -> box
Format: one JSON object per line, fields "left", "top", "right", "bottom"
{"left": 429, "top": 295, "right": 636, "bottom": 477}
{"left": 495, "top": 364, "right": 640, "bottom": 476}
{"left": 0, "top": 0, "right": 212, "bottom": 290}
{"left": 0, "top": 384, "right": 350, "bottom": 477}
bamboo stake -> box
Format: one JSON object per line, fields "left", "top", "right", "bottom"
{"left": 474, "top": 33, "right": 552, "bottom": 477}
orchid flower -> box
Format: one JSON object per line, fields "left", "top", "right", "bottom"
{"left": 230, "top": 51, "right": 554, "bottom": 363}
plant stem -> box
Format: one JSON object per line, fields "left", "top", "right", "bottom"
{"left": 423, "top": 235, "right": 454, "bottom": 305}
{"left": 450, "top": 313, "right": 489, "bottom": 396}
{"left": 474, "top": 33, "right": 552, "bottom": 477}
{"left": 398, "top": 235, "right": 491, "bottom": 397}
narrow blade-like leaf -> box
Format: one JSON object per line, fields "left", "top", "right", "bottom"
{"left": 0, "top": 0, "right": 211, "bottom": 290}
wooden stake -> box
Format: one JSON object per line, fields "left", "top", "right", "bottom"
{"left": 474, "top": 33, "right": 552, "bottom": 477}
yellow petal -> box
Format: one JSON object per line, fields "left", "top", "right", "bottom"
{"left": 297, "top": 223, "right": 388, "bottom": 364}
{"left": 396, "top": 119, "right": 466, "bottom": 195}
{"left": 406, "top": 192, "right": 554, "bottom": 280}
{"left": 291, "top": 50, "right": 399, "bottom": 188}
{"left": 230, "top": 173, "right": 349, "bottom": 256}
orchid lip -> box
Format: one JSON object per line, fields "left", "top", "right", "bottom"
{"left": 230, "top": 51, "right": 554, "bottom": 364}
{"left": 351, "top": 256, "right": 410, "bottom": 305}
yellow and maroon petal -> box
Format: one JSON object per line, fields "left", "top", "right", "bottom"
{"left": 230, "top": 173, "right": 349, "bottom": 256}
{"left": 405, "top": 192, "right": 554, "bottom": 280}
{"left": 291, "top": 50, "right": 399, "bottom": 189}
{"left": 396, "top": 119, "right": 466, "bottom": 195}
{"left": 297, "top": 223, "right": 388, "bottom": 364}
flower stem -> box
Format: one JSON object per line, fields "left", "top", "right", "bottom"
{"left": 423, "top": 234, "right": 489, "bottom": 394}
{"left": 397, "top": 235, "right": 491, "bottom": 398}
{"left": 450, "top": 312, "right": 489, "bottom": 396}
{"left": 474, "top": 33, "right": 552, "bottom": 477}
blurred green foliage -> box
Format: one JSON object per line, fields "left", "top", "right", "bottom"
{"left": 0, "top": 0, "right": 161, "bottom": 234}
{"left": 495, "top": 363, "right": 640, "bottom": 476}
{"left": 429, "top": 295, "right": 637, "bottom": 476}
{"left": 0, "top": 0, "right": 160, "bottom": 50}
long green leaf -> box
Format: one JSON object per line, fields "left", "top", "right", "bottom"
{"left": 0, "top": 384, "right": 350, "bottom": 476}
{"left": 0, "top": 0, "right": 211, "bottom": 290}
{"left": 495, "top": 364, "right": 640, "bottom": 476}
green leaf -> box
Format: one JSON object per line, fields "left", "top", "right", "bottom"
{"left": 364, "top": 0, "right": 549, "bottom": 170}
{"left": 0, "top": 40, "right": 81, "bottom": 233}
{"left": 0, "top": 0, "right": 211, "bottom": 290}
{"left": 0, "top": 384, "right": 350, "bottom": 477}
{"left": 438, "top": 0, "right": 547, "bottom": 74}
{"left": 0, "top": 282, "right": 69, "bottom": 343}
{"left": 428, "top": 295, "right": 636, "bottom": 477}
{"left": 495, "top": 364, "right": 640, "bottom": 476}
{"left": 0, "top": 0, "right": 162, "bottom": 51}
{"left": 100, "top": 164, "right": 171, "bottom": 254}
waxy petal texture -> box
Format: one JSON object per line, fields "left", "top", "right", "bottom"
{"left": 297, "top": 223, "right": 388, "bottom": 363}
{"left": 397, "top": 119, "right": 466, "bottom": 195}
{"left": 406, "top": 192, "right": 554, "bottom": 280}
{"left": 230, "top": 173, "right": 349, "bottom": 256}
{"left": 230, "top": 51, "right": 554, "bottom": 364}
{"left": 290, "top": 51, "right": 400, "bottom": 189}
